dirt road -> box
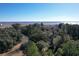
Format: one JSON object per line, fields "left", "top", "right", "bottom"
{"left": 0, "top": 36, "right": 28, "bottom": 56}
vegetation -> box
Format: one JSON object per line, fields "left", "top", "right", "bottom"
{"left": 22, "top": 40, "right": 40, "bottom": 56}
{"left": 0, "top": 22, "right": 79, "bottom": 56}
{"left": 0, "top": 27, "right": 22, "bottom": 53}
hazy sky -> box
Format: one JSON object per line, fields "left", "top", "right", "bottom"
{"left": 0, "top": 3, "right": 79, "bottom": 22}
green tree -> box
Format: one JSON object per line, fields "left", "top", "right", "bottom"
{"left": 24, "top": 41, "right": 40, "bottom": 56}
{"left": 0, "top": 27, "right": 22, "bottom": 53}
{"left": 37, "top": 40, "right": 49, "bottom": 51}
{"left": 53, "top": 35, "right": 62, "bottom": 51}
{"left": 62, "top": 40, "right": 79, "bottom": 56}
{"left": 55, "top": 48, "right": 63, "bottom": 56}
{"left": 47, "top": 49, "right": 53, "bottom": 56}
{"left": 12, "top": 23, "right": 21, "bottom": 30}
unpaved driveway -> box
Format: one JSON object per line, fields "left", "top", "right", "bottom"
{"left": 0, "top": 36, "right": 28, "bottom": 56}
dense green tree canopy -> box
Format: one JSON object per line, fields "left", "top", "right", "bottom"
{"left": 0, "top": 27, "right": 22, "bottom": 53}
{"left": 0, "top": 23, "right": 79, "bottom": 56}
{"left": 23, "top": 41, "right": 40, "bottom": 56}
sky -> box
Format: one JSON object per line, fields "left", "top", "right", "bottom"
{"left": 0, "top": 3, "right": 79, "bottom": 23}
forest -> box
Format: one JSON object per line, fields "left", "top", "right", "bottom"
{"left": 0, "top": 22, "right": 79, "bottom": 56}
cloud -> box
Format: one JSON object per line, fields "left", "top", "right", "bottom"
{"left": 23, "top": 16, "right": 78, "bottom": 22}
{"left": 1, "top": 16, "right": 79, "bottom": 24}
{"left": 22, "top": 16, "right": 79, "bottom": 24}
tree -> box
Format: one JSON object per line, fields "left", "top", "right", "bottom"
{"left": 0, "top": 27, "right": 22, "bottom": 53}
{"left": 58, "top": 23, "right": 64, "bottom": 29}
{"left": 40, "top": 22, "right": 44, "bottom": 27}
{"left": 12, "top": 23, "right": 21, "bottom": 30}
{"left": 37, "top": 40, "right": 49, "bottom": 51}
{"left": 24, "top": 41, "right": 40, "bottom": 56}
{"left": 55, "top": 48, "right": 63, "bottom": 56}
{"left": 53, "top": 35, "right": 62, "bottom": 52}
{"left": 62, "top": 40, "right": 79, "bottom": 56}
{"left": 47, "top": 49, "right": 53, "bottom": 56}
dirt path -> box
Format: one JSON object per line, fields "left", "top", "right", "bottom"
{"left": 0, "top": 36, "right": 28, "bottom": 56}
